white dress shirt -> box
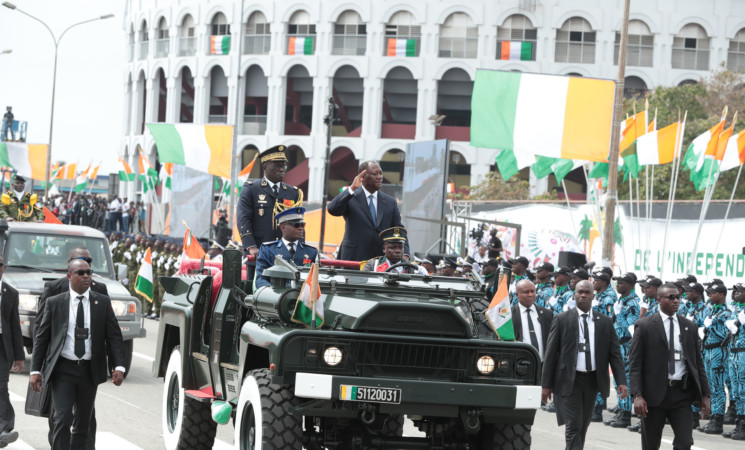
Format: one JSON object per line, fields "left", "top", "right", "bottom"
{"left": 660, "top": 311, "right": 686, "bottom": 380}
{"left": 264, "top": 177, "right": 278, "bottom": 193}
{"left": 282, "top": 238, "right": 299, "bottom": 255}
{"left": 62, "top": 289, "right": 92, "bottom": 361}
{"left": 519, "top": 304, "right": 544, "bottom": 360}
{"left": 576, "top": 310, "right": 596, "bottom": 372}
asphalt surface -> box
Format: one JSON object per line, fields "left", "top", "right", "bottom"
{"left": 6, "top": 319, "right": 744, "bottom": 449}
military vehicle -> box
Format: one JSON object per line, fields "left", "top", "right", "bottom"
{"left": 153, "top": 250, "right": 540, "bottom": 449}
{"left": 0, "top": 221, "right": 145, "bottom": 374}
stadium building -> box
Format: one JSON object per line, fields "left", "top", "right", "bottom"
{"left": 120, "top": 0, "right": 745, "bottom": 202}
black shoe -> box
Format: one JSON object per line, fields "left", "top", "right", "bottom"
{"left": 627, "top": 421, "right": 641, "bottom": 433}
{"left": 702, "top": 414, "right": 724, "bottom": 434}
{"left": 604, "top": 410, "right": 621, "bottom": 426}
{"left": 0, "top": 431, "right": 19, "bottom": 448}
{"left": 543, "top": 402, "right": 556, "bottom": 413}
{"left": 608, "top": 406, "right": 619, "bottom": 414}
{"left": 591, "top": 404, "right": 603, "bottom": 422}
{"left": 610, "top": 411, "right": 632, "bottom": 428}
{"left": 725, "top": 404, "right": 737, "bottom": 425}
{"left": 692, "top": 416, "right": 700, "bottom": 429}
{"left": 731, "top": 416, "right": 745, "bottom": 440}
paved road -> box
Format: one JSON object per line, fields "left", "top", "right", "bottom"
{"left": 6, "top": 319, "right": 743, "bottom": 449}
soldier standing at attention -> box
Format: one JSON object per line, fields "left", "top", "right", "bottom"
{"left": 149, "top": 239, "right": 164, "bottom": 320}
{"left": 682, "top": 283, "right": 712, "bottom": 430}
{"left": 237, "top": 145, "right": 302, "bottom": 283}
{"left": 508, "top": 256, "right": 529, "bottom": 306}
{"left": 638, "top": 276, "right": 662, "bottom": 318}
{"left": 723, "top": 284, "right": 745, "bottom": 440}
{"left": 548, "top": 266, "right": 571, "bottom": 314}
{"left": 590, "top": 267, "right": 618, "bottom": 423}
{"left": 533, "top": 262, "right": 555, "bottom": 309}
{"left": 0, "top": 175, "right": 44, "bottom": 222}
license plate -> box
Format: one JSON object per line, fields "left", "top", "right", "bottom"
{"left": 339, "top": 385, "right": 401, "bottom": 404}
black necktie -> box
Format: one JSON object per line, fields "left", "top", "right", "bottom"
{"left": 273, "top": 184, "right": 278, "bottom": 197}
{"left": 582, "top": 314, "right": 592, "bottom": 371}
{"left": 526, "top": 309, "right": 540, "bottom": 353}
{"left": 288, "top": 242, "right": 295, "bottom": 258}
{"left": 75, "top": 296, "right": 85, "bottom": 359}
{"left": 668, "top": 317, "right": 676, "bottom": 376}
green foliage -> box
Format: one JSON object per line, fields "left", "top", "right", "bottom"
{"left": 467, "top": 172, "right": 532, "bottom": 200}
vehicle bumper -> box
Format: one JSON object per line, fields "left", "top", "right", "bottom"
{"left": 20, "top": 313, "right": 34, "bottom": 342}
{"left": 294, "top": 372, "right": 541, "bottom": 410}
{"left": 117, "top": 318, "right": 146, "bottom": 339}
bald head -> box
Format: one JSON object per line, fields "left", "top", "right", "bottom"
{"left": 516, "top": 279, "right": 536, "bottom": 308}
{"left": 574, "top": 280, "right": 595, "bottom": 313}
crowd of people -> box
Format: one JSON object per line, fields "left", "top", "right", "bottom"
{"left": 44, "top": 194, "right": 147, "bottom": 233}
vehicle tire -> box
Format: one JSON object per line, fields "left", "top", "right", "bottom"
{"left": 481, "top": 423, "right": 531, "bottom": 450}
{"left": 377, "top": 414, "right": 404, "bottom": 437}
{"left": 234, "top": 368, "right": 302, "bottom": 450}
{"left": 162, "top": 346, "right": 217, "bottom": 450}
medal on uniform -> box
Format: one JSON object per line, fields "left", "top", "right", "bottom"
{"left": 258, "top": 208, "right": 264, "bottom": 216}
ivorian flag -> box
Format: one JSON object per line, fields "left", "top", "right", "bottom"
{"left": 183, "top": 224, "right": 206, "bottom": 260}
{"left": 386, "top": 38, "right": 416, "bottom": 57}
{"left": 291, "top": 263, "right": 324, "bottom": 328}
{"left": 471, "top": 70, "right": 615, "bottom": 162}
{"left": 135, "top": 247, "right": 154, "bottom": 303}
{"left": 118, "top": 158, "right": 135, "bottom": 181}
{"left": 494, "top": 149, "right": 534, "bottom": 181}
{"left": 288, "top": 36, "right": 313, "bottom": 55}
{"left": 147, "top": 123, "right": 233, "bottom": 178}
{"left": 210, "top": 35, "right": 230, "bottom": 55}
{"left": 484, "top": 275, "right": 514, "bottom": 340}
{"left": 499, "top": 41, "right": 533, "bottom": 61}
{"left": 74, "top": 164, "right": 90, "bottom": 193}
{"left": 0, "top": 143, "right": 48, "bottom": 180}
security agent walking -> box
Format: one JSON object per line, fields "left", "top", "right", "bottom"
{"left": 327, "top": 161, "right": 408, "bottom": 262}
{"left": 724, "top": 283, "right": 745, "bottom": 439}
{"left": 511, "top": 279, "right": 553, "bottom": 362}
{"left": 541, "top": 280, "right": 628, "bottom": 450}
{"left": 362, "top": 227, "right": 427, "bottom": 274}
{"left": 237, "top": 145, "right": 302, "bottom": 278}
{"left": 29, "top": 259, "right": 126, "bottom": 450}
{"left": 629, "top": 282, "right": 711, "bottom": 450}
{"left": 0, "top": 256, "right": 25, "bottom": 447}
{"left": 0, "top": 175, "right": 44, "bottom": 222}
{"left": 254, "top": 207, "right": 318, "bottom": 289}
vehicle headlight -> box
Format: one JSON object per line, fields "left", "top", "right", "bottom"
{"left": 323, "top": 346, "right": 343, "bottom": 366}
{"left": 111, "top": 300, "right": 136, "bottom": 317}
{"left": 476, "top": 355, "right": 496, "bottom": 375}
{"left": 18, "top": 294, "right": 38, "bottom": 312}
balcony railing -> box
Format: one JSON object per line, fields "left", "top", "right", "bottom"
{"left": 179, "top": 37, "right": 196, "bottom": 57}
{"left": 138, "top": 41, "right": 149, "bottom": 60}
{"left": 208, "top": 115, "right": 227, "bottom": 124}
{"left": 331, "top": 35, "right": 367, "bottom": 56}
{"left": 438, "top": 37, "right": 478, "bottom": 58}
{"left": 244, "top": 35, "right": 271, "bottom": 55}
{"left": 242, "top": 115, "right": 267, "bottom": 135}
{"left": 155, "top": 39, "right": 169, "bottom": 58}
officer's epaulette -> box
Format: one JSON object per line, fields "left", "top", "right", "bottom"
{"left": 247, "top": 181, "right": 253, "bottom": 185}
{"left": 282, "top": 183, "right": 287, "bottom": 189}
{"left": 265, "top": 240, "right": 280, "bottom": 246}
{"left": 293, "top": 186, "right": 298, "bottom": 190}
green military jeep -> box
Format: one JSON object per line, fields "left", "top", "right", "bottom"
{"left": 153, "top": 250, "right": 540, "bottom": 449}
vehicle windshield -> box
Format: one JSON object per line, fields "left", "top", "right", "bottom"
{"left": 5, "top": 233, "right": 112, "bottom": 275}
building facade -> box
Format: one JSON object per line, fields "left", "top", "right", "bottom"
{"left": 121, "top": 0, "right": 745, "bottom": 202}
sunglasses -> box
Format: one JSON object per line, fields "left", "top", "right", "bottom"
{"left": 0, "top": 263, "right": 5, "bottom": 267}
{"left": 71, "top": 269, "right": 93, "bottom": 276}
{"left": 660, "top": 294, "right": 681, "bottom": 300}
{"left": 70, "top": 256, "right": 93, "bottom": 265}
{"left": 287, "top": 222, "right": 306, "bottom": 228}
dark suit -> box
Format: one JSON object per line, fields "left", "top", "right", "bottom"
{"left": 255, "top": 240, "right": 319, "bottom": 288}
{"left": 542, "top": 308, "right": 626, "bottom": 449}
{"left": 236, "top": 179, "right": 301, "bottom": 252}
{"left": 31, "top": 290, "right": 125, "bottom": 450}
{"left": 327, "top": 188, "right": 408, "bottom": 261}
{"left": 629, "top": 313, "right": 709, "bottom": 450}
{"left": 0, "top": 282, "right": 24, "bottom": 433}
{"left": 512, "top": 303, "right": 553, "bottom": 359}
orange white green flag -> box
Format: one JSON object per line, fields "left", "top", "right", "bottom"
{"left": 0, "top": 143, "right": 48, "bottom": 180}
{"left": 147, "top": 123, "right": 233, "bottom": 178}
{"left": 471, "top": 70, "right": 615, "bottom": 162}
{"left": 291, "top": 263, "right": 323, "bottom": 328}
{"left": 636, "top": 121, "right": 684, "bottom": 166}
{"left": 74, "top": 164, "right": 90, "bottom": 193}
{"left": 135, "top": 247, "right": 153, "bottom": 303}
{"left": 118, "top": 158, "right": 135, "bottom": 181}
{"left": 484, "top": 276, "right": 515, "bottom": 340}
{"left": 183, "top": 223, "right": 206, "bottom": 260}
{"left": 720, "top": 130, "right": 745, "bottom": 172}
{"left": 54, "top": 163, "right": 76, "bottom": 180}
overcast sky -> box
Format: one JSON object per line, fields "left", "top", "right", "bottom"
{"left": 0, "top": 0, "right": 124, "bottom": 175}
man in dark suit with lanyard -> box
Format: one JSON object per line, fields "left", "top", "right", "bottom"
{"left": 511, "top": 279, "right": 553, "bottom": 362}
{"left": 36, "top": 247, "right": 108, "bottom": 449}
{"left": 629, "top": 282, "right": 711, "bottom": 450}
{"left": 542, "top": 280, "right": 628, "bottom": 449}
{"left": 237, "top": 145, "right": 302, "bottom": 281}
{"left": 0, "top": 256, "right": 25, "bottom": 447}
{"left": 29, "top": 259, "right": 126, "bottom": 450}
{"left": 327, "top": 160, "right": 408, "bottom": 262}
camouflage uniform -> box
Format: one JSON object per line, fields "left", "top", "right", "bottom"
{"left": 0, "top": 191, "right": 45, "bottom": 222}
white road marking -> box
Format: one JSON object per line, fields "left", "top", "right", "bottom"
{"left": 5, "top": 438, "right": 34, "bottom": 449}
{"left": 661, "top": 438, "right": 706, "bottom": 450}
{"left": 213, "top": 439, "right": 232, "bottom": 449}
{"left": 133, "top": 351, "right": 155, "bottom": 362}
{"left": 95, "top": 432, "right": 144, "bottom": 450}
{"left": 97, "top": 390, "right": 158, "bottom": 417}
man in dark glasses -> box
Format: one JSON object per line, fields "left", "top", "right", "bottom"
{"left": 0, "top": 256, "right": 25, "bottom": 447}
{"left": 36, "top": 247, "right": 108, "bottom": 450}
{"left": 254, "top": 207, "right": 318, "bottom": 289}
{"left": 30, "top": 259, "right": 126, "bottom": 450}
{"left": 629, "top": 282, "right": 711, "bottom": 450}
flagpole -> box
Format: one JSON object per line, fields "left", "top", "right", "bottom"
{"left": 647, "top": 165, "right": 654, "bottom": 258}
{"left": 660, "top": 113, "right": 686, "bottom": 277}
{"left": 635, "top": 176, "right": 642, "bottom": 259}
{"left": 227, "top": 0, "right": 246, "bottom": 234}
{"left": 561, "top": 179, "right": 578, "bottom": 237}
{"left": 628, "top": 176, "right": 635, "bottom": 253}
{"left": 712, "top": 162, "right": 743, "bottom": 260}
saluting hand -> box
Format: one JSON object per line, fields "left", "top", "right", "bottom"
{"left": 111, "top": 370, "right": 124, "bottom": 386}
{"left": 350, "top": 170, "right": 366, "bottom": 192}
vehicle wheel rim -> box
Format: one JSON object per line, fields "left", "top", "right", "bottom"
{"left": 240, "top": 403, "right": 256, "bottom": 450}
{"left": 166, "top": 372, "right": 179, "bottom": 432}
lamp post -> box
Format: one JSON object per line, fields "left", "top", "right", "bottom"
{"left": 2, "top": 2, "right": 113, "bottom": 199}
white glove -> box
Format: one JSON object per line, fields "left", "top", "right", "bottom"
{"left": 130, "top": 244, "right": 137, "bottom": 251}
{"left": 591, "top": 299, "right": 599, "bottom": 307}
{"left": 639, "top": 301, "right": 649, "bottom": 310}
{"left": 704, "top": 317, "right": 713, "bottom": 328}
{"left": 726, "top": 319, "right": 739, "bottom": 335}
{"left": 122, "top": 277, "right": 129, "bottom": 286}
{"left": 152, "top": 251, "right": 158, "bottom": 258}
{"left": 628, "top": 325, "right": 635, "bottom": 337}
{"left": 613, "top": 302, "right": 622, "bottom": 315}
{"left": 549, "top": 296, "right": 558, "bottom": 307}
{"left": 111, "top": 241, "right": 119, "bottom": 249}
{"left": 124, "top": 251, "right": 132, "bottom": 261}
{"left": 698, "top": 327, "right": 705, "bottom": 340}
{"left": 739, "top": 310, "right": 745, "bottom": 324}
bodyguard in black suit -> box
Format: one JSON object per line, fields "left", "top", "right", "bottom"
{"left": 36, "top": 247, "right": 107, "bottom": 449}
{"left": 629, "top": 283, "right": 711, "bottom": 450}
{"left": 29, "top": 260, "right": 126, "bottom": 450}
{"left": 542, "top": 280, "right": 628, "bottom": 449}
{"left": 327, "top": 161, "right": 408, "bottom": 261}
{"left": 0, "top": 256, "right": 25, "bottom": 447}
{"left": 511, "top": 279, "right": 553, "bottom": 361}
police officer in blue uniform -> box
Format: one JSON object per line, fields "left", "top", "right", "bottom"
{"left": 681, "top": 282, "right": 712, "bottom": 429}
{"left": 639, "top": 276, "right": 663, "bottom": 318}
{"left": 724, "top": 283, "right": 745, "bottom": 440}
{"left": 548, "top": 266, "right": 572, "bottom": 314}
{"left": 533, "top": 262, "right": 554, "bottom": 309}
{"left": 590, "top": 267, "right": 618, "bottom": 422}
{"left": 254, "top": 207, "right": 318, "bottom": 289}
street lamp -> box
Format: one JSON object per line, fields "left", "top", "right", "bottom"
{"left": 2, "top": 2, "right": 113, "bottom": 199}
